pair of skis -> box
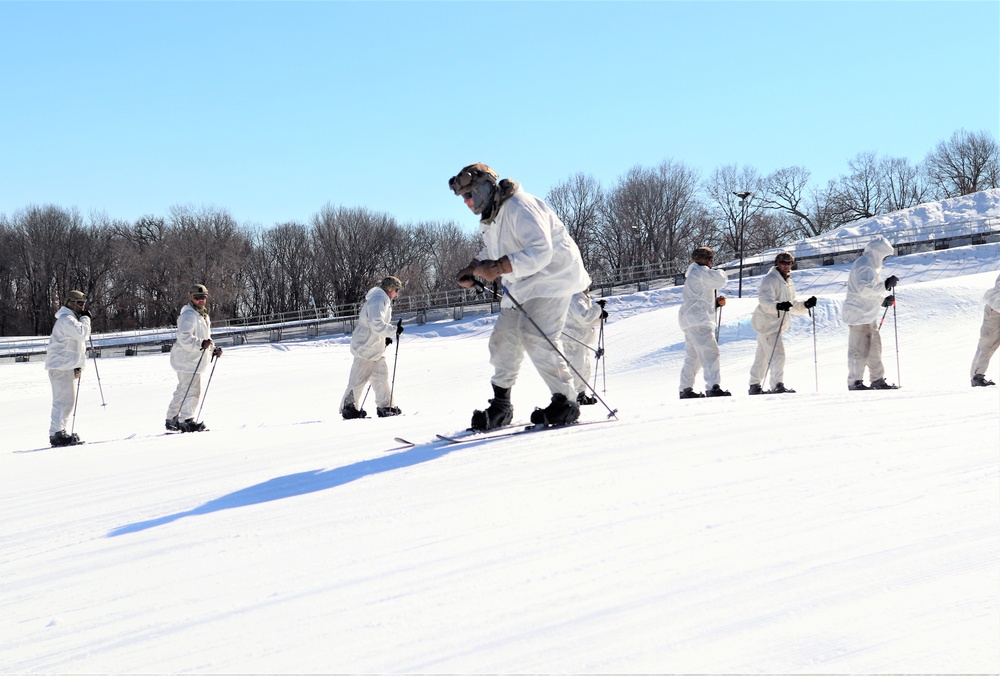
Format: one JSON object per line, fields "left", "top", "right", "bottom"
{"left": 394, "top": 418, "right": 616, "bottom": 448}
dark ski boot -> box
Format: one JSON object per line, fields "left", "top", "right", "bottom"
{"left": 679, "top": 387, "right": 704, "bottom": 399}
{"left": 770, "top": 382, "right": 795, "bottom": 394}
{"left": 576, "top": 391, "right": 597, "bottom": 406}
{"left": 706, "top": 384, "right": 731, "bottom": 397}
{"left": 869, "top": 378, "right": 899, "bottom": 390}
{"left": 49, "top": 430, "right": 81, "bottom": 447}
{"left": 848, "top": 380, "right": 870, "bottom": 391}
{"left": 530, "top": 392, "right": 580, "bottom": 426}
{"left": 470, "top": 385, "right": 513, "bottom": 431}
{"left": 342, "top": 403, "right": 368, "bottom": 420}
{"left": 748, "top": 383, "right": 764, "bottom": 395}
{"left": 178, "top": 418, "right": 207, "bottom": 432}
{"left": 166, "top": 416, "right": 182, "bottom": 432}
{"left": 972, "top": 374, "right": 995, "bottom": 387}
{"left": 377, "top": 406, "right": 402, "bottom": 417}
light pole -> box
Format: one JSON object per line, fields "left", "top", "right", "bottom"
{"left": 733, "top": 191, "right": 751, "bottom": 298}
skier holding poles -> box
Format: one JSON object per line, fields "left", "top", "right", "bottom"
{"left": 166, "top": 284, "right": 222, "bottom": 432}
{"left": 678, "top": 247, "right": 730, "bottom": 399}
{"left": 969, "top": 270, "right": 1000, "bottom": 387}
{"left": 748, "top": 251, "right": 817, "bottom": 395}
{"left": 562, "top": 288, "right": 607, "bottom": 405}
{"left": 44, "top": 290, "right": 92, "bottom": 446}
{"left": 449, "top": 162, "right": 591, "bottom": 429}
{"left": 340, "top": 276, "right": 404, "bottom": 419}
{"left": 843, "top": 236, "right": 899, "bottom": 390}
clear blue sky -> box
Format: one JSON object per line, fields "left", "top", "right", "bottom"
{"left": 1, "top": 1, "right": 997, "bottom": 232}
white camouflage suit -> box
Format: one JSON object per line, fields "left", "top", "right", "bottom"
{"left": 678, "top": 261, "right": 729, "bottom": 392}
{"left": 341, "top": 285, "right": 398, "bottom": 412}
{"left": 842, "top": 236, "right": 895, "bottom": 386}
{"left": 479, "top": 188, "right": 591, "bottom": 399}
{"left": 970, "top": 271, "right": 1000, "bottom": 379}
{"left": 749, "top": 265, "right": 809, "bottom": 389}
{"left": 166, "top": 303, "right": 213, "bottom": 421}
{"left": 563, "top": 290, "right": 604, "bottom": 396}
{"left": 44, "top": 305, "right": 92, "bottom": 435}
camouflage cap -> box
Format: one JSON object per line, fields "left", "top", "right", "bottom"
{"left": 381, "top": 276, "right": 403, "bottom": 292}
{"left": 774, "top": 251, "right": 795, "bottom": 265}
{"left": 65, "top": 289, "right": 87, "bottom": 304}
{"left": 691, "top": 246, "right": 714, "bottom": 262}
{"left": 189, "top": 283, "right": 209, "bottom": 296}
{"left": 448, "top": 163, "right": 499, "bottom": 196}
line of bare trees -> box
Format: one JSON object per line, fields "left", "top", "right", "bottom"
{"left": 1, "top": 128, "right": 996, "bottom": 337}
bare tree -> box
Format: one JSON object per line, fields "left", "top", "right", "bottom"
{"left": 547, "top": 173, "right": 605, "bottom": 273}
{"left": 924, "top": 129, "right": 1000, "bottom": 198}
{"left": 880, "top": 156, "right": 929, "bottom": 212}
{"left": 760, "top": 166, "right": 824, "bottom": 237}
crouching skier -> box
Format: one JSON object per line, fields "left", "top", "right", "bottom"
{"left": 166, "top": 284, "right": 221, "bottom": 432}
{"left": 448, "top": 162, "right": 591, "bottom": 429}
{"left": 340, "top": 276, "right": 404, "bottom": 419}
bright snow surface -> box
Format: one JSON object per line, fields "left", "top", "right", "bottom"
{"left": 3, "top": 214, "right": 1000, "bottom": 672}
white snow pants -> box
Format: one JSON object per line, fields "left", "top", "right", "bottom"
{"left": 563, "top": 329, "right": 596, "bottom": 395}
{"left": 48, "top": 368, "right": 78, "bottom": 435}
{"left": 847, "top": 321, "right": 884, "bottom": 385}
{"left": 489, "top": 296, "right": 575, "bottom": 399}
{"left": 341, "top": 355, "right": 391, "bottom": 412}
{"left": 680, "top": 325, "right": 722, "bottom": 392}
{"left": 749, "top": 329, "right": 786, "bottom": 389}
{"left": 167, "top": 371, "right": 202, "bottom": 421}
{"left": 971, "top": 305, "right": 1000, "bottom": 378}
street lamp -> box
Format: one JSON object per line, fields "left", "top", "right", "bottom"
{"left": 733, "top": 191, "right": 751, "bottom": 298}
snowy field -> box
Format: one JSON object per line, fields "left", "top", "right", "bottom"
{"left": 3, "top": 240, "right": 1000, "bottom": 672}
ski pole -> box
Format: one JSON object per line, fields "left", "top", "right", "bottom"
{"left": 89, "top": 336, "right": 107, "bottom": 407}
{"left": 892, "top": 291, "right": 901, "bottom": 387}
{"left": 178, "top": 346, "right": 208, "bottom": 417}
{"left": 810, "top": 307, "right": 818, "bottom": 392}
{"left": 466, "top": 277, "right": 618, "bottom": 419}
{"left": 714, "top": 289, "right": 722, "bottom": 342}
{"left": 877, "top": 295, "right": 892, "bottom": 331}
{"left": 560, "top": 330, "right": 602, "bottom": 356}
{"left": 195, "top": 349, "right": 220, "bottom": 423}
{"left": 759, "top": 310, "right": 787, "bottom": 390}
{"left": 596, "top": 309, "right": 607, "bottom": 393}
{"left": 70, "top": 368, "right": 83, "bottom": 436}
{"left": 389, "top": 326, "right": 401, "bottom": 408}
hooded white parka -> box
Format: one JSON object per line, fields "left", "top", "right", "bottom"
{"left": 678, "top": 262, "right": 728, "bottom": 330}
{"left": 350, "top": 286, "right": 396, "bottom": 361}
{"left": 44, "top": 305, "right": 91, "bottom": 371}
{"left": 843, "top": 236, "right": 894, "bottom": 325}
{"left": 169, "top": 303, "right": 213, "bottom": 374}
{"left": 477, "top": 188, "right": 591, "bottom": 302}
{"left": 751, "top": 266, "right": 808, "bottom": 334}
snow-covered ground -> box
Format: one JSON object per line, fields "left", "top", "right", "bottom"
{"left": 3, "top": 236, "right": 999, "bottom": 672}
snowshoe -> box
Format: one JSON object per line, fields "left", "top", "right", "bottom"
{"left": 342, "top": 403, "right": 368, "bottom": 420}
{"left": 848, "top": 380, "right": 870, "bottom": 391}
{"left": 576, "top": 391, "right": 597, "bottom": 406}
{"left": 377, "top": 406, "right": 402, "bottom": 417}
{"left": 529, "top": 392, "right": 580, "bottom": 426}
{"left": 869, "top": 378, "right": 899, "bottom": 390}
{"left": 470, "top": 396, "right": 513, "bottom": 430}
{"left": 748, "top": 384, "right": 764, "bottom": 395}
{"left": 972, "top": 374, "right": 995, "bottom": 387}
{"left": 706, "top": 384, "right": 731, "bottom": 397}
{"left": 679, "top": 387, "right": 704, "bottom": 399}
{"left": 769, "top": 382, "right": 795, "bottom": 394}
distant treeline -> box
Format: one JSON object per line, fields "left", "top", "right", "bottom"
{"left": 1, "top": 128, "right": 997, "bottom": 337}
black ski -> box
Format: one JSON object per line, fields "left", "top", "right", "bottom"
{"left": 435, "top": 418, "right": 616, "bottom": 445}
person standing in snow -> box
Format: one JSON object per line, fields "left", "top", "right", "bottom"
{"left": 563, "top": 289, "right": 607, "bottom": 405}
{"left": 748, "top": 252, "right": 817, "bottom": 395}
{"left": 166, "top": 284, "right": 222, "bottom": 432}
{"left": 449, "top": 162, "right": 591, "bottom": 429}
{"left": 843, "top": 236, "right": 899, "bottom": 390}
{"left": 44, "top": 290, "right": 92, "bottom": 446}
{"left": 969, "top": 270, "right": 1000, "bottom": 387}
{"left": 340, "top": 276, "right": 405, "bottom": 419}
{"left": 678, "top": 246, "right": 730, "bottom": 398}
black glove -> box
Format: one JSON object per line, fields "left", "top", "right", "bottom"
{"left": 596, "top": 299, "right": 606, "bottom": 308}
{"left": 74, "top": 367, "right": 82, "bottom": 379}
{"left": 396, "top": 319, "right": 404, "bottom": 336}
{"left": 882, "top": 295, "right": 895, "bottom": 308}
{"left": 201, "top": 339, "right": 213, "bottom": 350}
{"left": 884, "top": 275, "right": 899, "bottom": 290}
{"left": 600, "top": 310, "right": 609, "bottom": 320}
{"left": 385, "top": 337, "right": 393, "bottom": 346}
{"left": 79, "top": 309, "right": 92, "bottom": 319}
{"left": 803, "top": 296, "right": 817, "bottom": 309}
{"left": 776, "top": 301, "right": 793, "bottom": 312}
{"left": 213, "top": 347, "right": 223, "bottom": 358}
